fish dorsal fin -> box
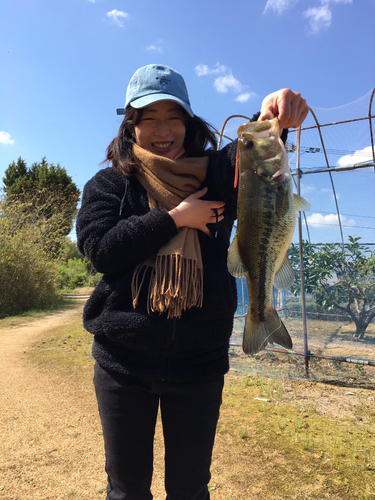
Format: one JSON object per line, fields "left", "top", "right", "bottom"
{"left": 274, "top": 254, "right": 295, "bottom": 290}
{"left": 293, "top": 194, "right": 311, "bottom": 212}
{"left": 227, "top": 234, "right": 247, "bottom": 278}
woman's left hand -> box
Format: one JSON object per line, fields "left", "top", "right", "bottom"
{"left": 259, "top": 89, "right": 309, "bottom": 130}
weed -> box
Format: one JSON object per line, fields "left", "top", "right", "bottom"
{"left": 333, "top": 359, "right": 343, "bottom": 370}
{"left": 273, "top": 380, "right": 284, "bottom": 399}
{"left": 243, "top": 374, "right": 252, "bottom": 387}
{"left": 239, "top": 427, "right": 250, "bottom": 440}
{"left": 355, "top": 364, "right": 366, "bottom": 376}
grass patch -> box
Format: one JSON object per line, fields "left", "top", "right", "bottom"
{"left": 28, "top": 315, "right": 94, "bottom": 371}
{"left": 218, "top": 374, "right": 375, "bottom": 499}
{"left": 0, "top": 298, "right": 78, "bottom": 330}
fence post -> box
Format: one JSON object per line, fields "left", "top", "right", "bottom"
{"left": 296, "top": 126, "right": 310, "bottom": 378}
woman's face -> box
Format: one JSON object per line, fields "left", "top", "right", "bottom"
{"left": 133, "top": 101, "right": 186, "bottom": 158}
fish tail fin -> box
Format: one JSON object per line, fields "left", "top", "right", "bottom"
{"left": 243, "top": 308, "right": 292, "bottom": 355}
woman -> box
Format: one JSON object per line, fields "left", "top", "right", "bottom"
{"left": 76, "top": 64, "right": 308, "bottom": 500}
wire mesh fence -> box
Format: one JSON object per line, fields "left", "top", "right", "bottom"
{"left": 223, "top": 89, "right": 375, "bottom": 388}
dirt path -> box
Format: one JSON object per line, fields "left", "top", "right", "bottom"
{"left": 0, "top": 306, "right": 107, "bottom": 499}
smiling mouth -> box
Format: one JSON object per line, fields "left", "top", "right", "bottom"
{"left": 152, "top": 142, "right": 173, "bottom": 149}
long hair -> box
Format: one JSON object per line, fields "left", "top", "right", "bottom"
{"left": 104, "top": 106, "right": 218, "bottom": 176}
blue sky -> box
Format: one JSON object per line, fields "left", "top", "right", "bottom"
{"left": 1, "top": 0, "right": 374, "bottom": 244}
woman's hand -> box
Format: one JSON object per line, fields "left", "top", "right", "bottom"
{"left": 168, "top": 187, "right": 225, "bottom": 237}
{"left": 259, "top": 89, "right": 308, "bottom": 130}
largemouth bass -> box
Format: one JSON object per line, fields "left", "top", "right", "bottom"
{"left": 228, "top": 118, "right": 310, "bottom": 354}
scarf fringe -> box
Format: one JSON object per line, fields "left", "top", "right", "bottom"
{"left": 132, "top": 255, "right": 203, "bottom": 319}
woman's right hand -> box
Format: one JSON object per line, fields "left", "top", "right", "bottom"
{"left": 168, "top": 187, "right": 225, "bottom": 237}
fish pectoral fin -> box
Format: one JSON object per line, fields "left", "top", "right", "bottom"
{"left": 227, "top": 234, "right": 247, "bottom": 278}
{"left": 243, "top": 309, "right": 293, "bottom": 355}
{"left": 274, "top": 254, "right": 295, "bottom": 290}
{"left": 293, "top": 194, "right": 311, "bottom": 213}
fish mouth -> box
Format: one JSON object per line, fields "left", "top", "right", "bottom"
{"left": 270, "top": 170, "right": 290, "bottom": 183}
{"left": 238, "top": 117, "right": 280, "bottom": 139}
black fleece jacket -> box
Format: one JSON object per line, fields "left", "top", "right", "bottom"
{"left": 76, "top": 139, "right": 239, "bottom": 382}
{"left": 76, "top": 118, "right": 287, "bottom": 382}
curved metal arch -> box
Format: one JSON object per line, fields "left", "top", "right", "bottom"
{"left": 217, "top": 114, "right": 251, "bottom": 150}
{"left": 369, "top": 88, "right": 375, "bottom": 167}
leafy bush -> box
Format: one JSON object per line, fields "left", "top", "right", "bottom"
{"left": 0, "top": 225, "right": 61, "bottom": 318}
{"left": 57, "top": 257, "right": 101, "bottom": 290}
{"left": 58, "top": 258, "right": 87, "bottom": 289}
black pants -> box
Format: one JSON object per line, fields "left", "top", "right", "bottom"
{"left": 93, "top": 363, "right": 224, "bottom": 500}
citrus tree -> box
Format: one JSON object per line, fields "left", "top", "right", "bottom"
{"left": 288, "top": 237, "right": 375, "bottom": 339}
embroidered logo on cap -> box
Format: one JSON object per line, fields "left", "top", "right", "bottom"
{"left": 157, "top": 77, "right": 171, "bottom": 91}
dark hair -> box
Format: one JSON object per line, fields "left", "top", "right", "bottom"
{"left": 104, "top": 105, "right": 218, "bottom": 176}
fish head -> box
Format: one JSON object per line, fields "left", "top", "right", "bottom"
{"left": 237, "top": 118, "right": 290, "bottom": 186}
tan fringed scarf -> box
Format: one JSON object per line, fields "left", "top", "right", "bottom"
{"left": 131, "top": 144, "right": 209, "bottom": 319}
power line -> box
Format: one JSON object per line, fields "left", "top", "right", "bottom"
{"left": 287, "top": 143, "right": 374, "bottom": 157}
{"left": 317, "top": 210, "right": 375, "bottom": 219}
{"left": 306, "top": 223, "right": 375, "bottom": 230}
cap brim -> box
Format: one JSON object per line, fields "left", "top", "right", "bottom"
{"left": 117, "top": 93, "right": 194, "bottom": 117}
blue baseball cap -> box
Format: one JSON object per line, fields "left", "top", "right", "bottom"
{"left": 116, "top": 64, "right": 194, "bottom": 117}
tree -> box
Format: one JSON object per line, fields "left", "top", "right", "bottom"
{"left": 2, "top": 157, "right": 80, "bottom": 256}
{"left": 0, "top": 193, "right": 62, "bottom": 317}
{"left": 288, "top": 237, "right": 375, "bottom": 339}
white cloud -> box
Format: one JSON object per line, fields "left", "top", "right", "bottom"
{"left": 303, "top": 5, "right": 332, "bottom": 33}
{"left": 235, "top": 92, "right": 256, "bottom": 103}
{"left": 195, "top": 63, "right": 227, "bottom": 77}
{"left": 0, "top": 132, "right": 15, "bottom": 145}
{"left": 337, "top": 146, "right": 374, "bottom": 167}
{"left": 106, "top": 9, "right": 129, "bottom": 27}
{"left": 263, "top": 0, "right": 298, "bottom": 15}
{"left": 303, "top": 0, "right": 352, "bottom": 34}
{"left": 196, "top": 63, "right": 256, "bottom": 103}
{"left": 147, "top": 45, "right": 162, "bottom": 53}
{"left": 306, "top": 213, "right": 355, "bottom": 228}
{"left": 195, "top": 64, "right": 210, "bottom": 76}
{"left": 300, "top": 183, "right": 316, "bottom": 196}
{"left": 214, "top": 74, "right": 243, "bottom": 94}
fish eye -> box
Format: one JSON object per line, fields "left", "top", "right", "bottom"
{"left": 245, "top": 141, "right": 254, "bottom": 148}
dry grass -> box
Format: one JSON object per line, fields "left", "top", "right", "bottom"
{"left": 1, "top": 306, "right": 375, "bottom": 499}
{"left": 231, "top": 317, "right": 375, "bottom": 388}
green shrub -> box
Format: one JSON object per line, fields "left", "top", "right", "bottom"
{"left": 58, "top": 258, "right": 87, "bottom": 289}
{"left": 0, "top": 226, "right": 61, "bottom": 318}
{"left": 57, "top": 257, "right": 101, "bottom": 290}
